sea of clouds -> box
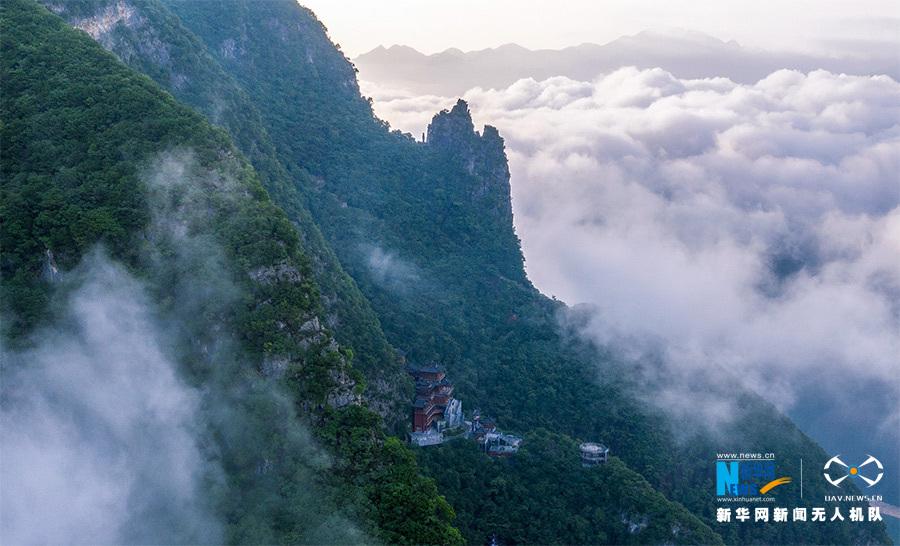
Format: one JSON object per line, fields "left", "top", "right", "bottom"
{"left": 362, "top": 68, "right": 900, "bottom": 462}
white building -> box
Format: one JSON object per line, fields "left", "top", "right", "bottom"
{"left": 580, "top": 442, "right": 609, "bottom": 466}
{"left": 443, "top": 398, "right": 463, "bottom": 429}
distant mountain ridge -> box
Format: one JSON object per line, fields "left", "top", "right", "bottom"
{"left": 354, "top": 30, "right": 900, "bottom": 95}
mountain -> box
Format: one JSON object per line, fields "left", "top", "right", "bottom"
{"left": 33, "top": 0, "right": 409, "bottom": 425}
{"left": 155, "top": 2, "right": 890, "bottom": 544}
{"left": 2, "top": 0, "right": 892, "bottom": 544}
{"left": 354, "top": 31, "right": 900, "bottom": 95}
{"left": 1, "top": 1, "right": 460, "bottom": 543}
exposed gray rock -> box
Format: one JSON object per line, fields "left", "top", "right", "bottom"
{"left": 325, "top": 364, "right": 362, "bottom": 409}
{"left": 426, "top": 99, "right": 513, "bottom": 221}
{"left": 621, "top": 513, "right": 649, "bottom": 534}
{"left": 248, "top": 262, "right": 303, "bottom": 285}
{"left": 299, "top": 316, "right": 321, "bottom": 333}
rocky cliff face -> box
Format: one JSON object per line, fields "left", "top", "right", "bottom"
{"left": 46, "top": 0, "right": 186, "bottom": 88}
{"left": 427, "top": 99, "right": 515, "bottom": 223}
{"left": 214, "top": 3, "right": 362, "bottom": 96}
{"left": 426, "top": 99, "right": 478, "bottom": 151}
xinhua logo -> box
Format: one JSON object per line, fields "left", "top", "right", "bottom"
{"left": 823, "top": 455, "right": 883, "bottom": 488}
{"left": 716, "top": 459, "right": 792, "bottom": 496}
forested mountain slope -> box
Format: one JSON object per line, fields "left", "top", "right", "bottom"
{"left": 157, "top": 2, "right": 890, "bottom": 545}
{"left": 35, "top": 0, "right": 411, "bottom": 424}
{"left": 4, "top": 0, "right": 891, "bottom": 544}
{"left": 1, "top": 1, "right": 460, "bottom": 543}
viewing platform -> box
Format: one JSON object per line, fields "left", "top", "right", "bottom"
{"left": 580, "top": 442, "right": 609, "bottom": 466}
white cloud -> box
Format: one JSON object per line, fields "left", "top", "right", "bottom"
{"left": 363, "top": 68, "right": 900, "bottom": 449}
{"left": 1, "top": 256, "right": 222, "bottom": 545}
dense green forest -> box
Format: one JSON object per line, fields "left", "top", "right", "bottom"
{"left": 157, "top": 2, "right": 889, "bottom": 545}
{"left": 29, "top": 0, "right": 411, "bottom": 424}
{"left": 1, "top": 1, "right": 459, "bottom": 543}
{"left": 3, "top": 0, "right": 892, "bottom": 544}
{"left": 417, "top": 431, "right": 722, "bottom": 545}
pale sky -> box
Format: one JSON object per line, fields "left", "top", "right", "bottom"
{"left": 301, "top": 0, "right": 899, "bottom": 58}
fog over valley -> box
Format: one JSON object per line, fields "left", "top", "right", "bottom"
{"left": 361, "top": 63, "right": 900, "bottom": 487}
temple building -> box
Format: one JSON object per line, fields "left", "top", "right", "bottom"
{"left": 407, "top": 363, "right": 463, "bottom": 446}
{"left": 469, "top": 411, "right": 521, "bottom": 456}
{"left": 483, "top": 431, "right": 522, "bottom": 456}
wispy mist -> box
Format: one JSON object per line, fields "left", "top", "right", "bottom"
{"left": 1, "top": 254, "right": 222, "bottom": 545}
{"left": 362, "top": 243, "right": 422, "bottom": 293}
{"left": 137, "top": 150, "right": 369, "bottom": 544}
{"left": 1, "top": 150, "right": 370, "bottom": 544}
